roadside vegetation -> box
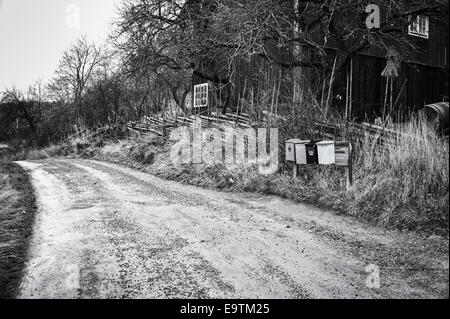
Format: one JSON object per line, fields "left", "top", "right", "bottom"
{"left": 24, "top": 113, "right": 448, "bottom": 236}
{"left": 0, "top": 161, "right": 36, "bottom": 298}
{"left": 96, "top": 117, "right": 450, "bottom": 235}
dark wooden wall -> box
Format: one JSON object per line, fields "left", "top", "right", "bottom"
{"left": 338, "top": 54, "right": 449, "bottom": 121}
{"left": 405, "top": 23, "right": 449, "bottom": 68}
{"left": 190, "top": 0, "right": 449, "bottom": 119}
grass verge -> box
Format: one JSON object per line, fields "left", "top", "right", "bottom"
{"left": 0, "top": 162, "right": 37, "bottom": 299}
{"left": 33, "top": 117, "right": 449, "bottom": 236}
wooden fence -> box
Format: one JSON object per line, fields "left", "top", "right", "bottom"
{"left": 66, "top": 112, "right": 405, "bottom": 153}
{"left": 126, "top": 112, "right": 252, "bottom": 137}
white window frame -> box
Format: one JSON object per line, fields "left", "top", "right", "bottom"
{"left": 193, "top": 83, "right": 209, "bottom": 108}
{"left": 408, "top": 15, "right": 430, "bottom": 39}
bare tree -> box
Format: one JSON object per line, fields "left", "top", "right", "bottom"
{"left": 113, "top": 0, "right": 448, "bottom": 93}
{"left": 49, "top": 36, "right": 103, "bottom": 103}
{"left": 1, "top": 87, "right": 39, "bottom": 141}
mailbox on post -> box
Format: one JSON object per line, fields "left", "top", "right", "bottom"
{"left": 285, "top": 139, "right": 304, "bottom": 162}
{"left": 285, "top": 138, "right": 353, "bottom": 191}
{"left": 317, "top": 141, "right": 336, "bottom": 165}
{"left": 335, "top": 141, "right": 353, "bottom": 191}
{"left": 305, "top": 142, "right": 319, "bottom": 164}
{"left": 294, "top": 140, "right": 311, "bottom": 165}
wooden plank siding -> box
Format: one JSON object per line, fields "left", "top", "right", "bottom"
{"left": 342, "top": 54, "right": 449, "bottom": 121}
{"left": 190, "top": 0, "right": 449, "bottom": 119}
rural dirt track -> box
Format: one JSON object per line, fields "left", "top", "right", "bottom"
{"left": 16, "top": 159, "right": 449, "bottom": 299}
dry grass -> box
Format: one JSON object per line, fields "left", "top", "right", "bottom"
{"left": 347, "top": 118, "right": 449, "bottom": 231}
{"left": 161, "top": 118, "right": 446, "bottom": 234}
{"left": 2, "top": 135, "right": 99, "bottom": 161}
{"left": 30, "top": 116, "right": 449, "bottom": 235}
{"left": 0, "top": 162, "right": 37, "bottom": 298}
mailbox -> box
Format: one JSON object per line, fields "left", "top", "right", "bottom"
{"left": 317, "top": 141, "right": 336, "bottom": 165}
{"left": 305, "top": 142, "right": 318, "bottom": 164}
{"left": 335, "top": 142, "right": 351, "bottom": 167}
{"left": 294, "top": 140, "right": 311, "bottom": 165}
{"left": 285, "top": 139, "right": 304, "bottom": 162}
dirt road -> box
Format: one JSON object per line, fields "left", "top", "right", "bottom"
{"left": 16, "top": 159, "right": 448, "bottom": 299}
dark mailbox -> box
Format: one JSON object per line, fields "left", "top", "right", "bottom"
{"left": 305, "top": 143, "right": 318, "bottom": 164}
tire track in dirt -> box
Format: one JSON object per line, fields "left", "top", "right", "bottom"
{"left": 16, "top": 159, "right": 448, "bottom": 299}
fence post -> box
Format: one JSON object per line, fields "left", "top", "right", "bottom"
{"left": 345, "top": 143, "right": 353, "bottom": 191}
{"left": 293, "top": 163, "right": 298, "bottom": 178}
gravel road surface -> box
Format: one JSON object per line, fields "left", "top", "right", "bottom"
{"left": 16, "top": 159, "right": 449, "bottom": 299}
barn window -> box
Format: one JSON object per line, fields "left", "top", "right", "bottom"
{"left": 193, "top": 83, "right": 209, "bottom": 108}
{"left": 408, "top": 15, "right": 430, "bottom": 39}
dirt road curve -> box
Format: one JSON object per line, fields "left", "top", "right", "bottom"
{"left": 16, "top": 159, "right": 448, "bottom": 299}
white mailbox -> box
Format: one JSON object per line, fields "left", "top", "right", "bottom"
{"left": 294, "top": 140, "right": 311, "bottom": 165}
{"left": 317, "top": 141, "right": 336, "bottom": 165}
{"left": 285, "top": 139, "right": 304, "bottom": 162}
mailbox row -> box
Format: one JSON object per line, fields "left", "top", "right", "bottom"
{"left": 285, "top": 139, "right": 350, "bottom": 166}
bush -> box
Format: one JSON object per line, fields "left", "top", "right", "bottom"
{"left": 76, "top": 142, "right": 92, "bottom": 151}
{"left": 26, "top": 149, "right": 49, "bottom": 160}
{"left": 93, "top": 138, "right": 105, "bottom": 148}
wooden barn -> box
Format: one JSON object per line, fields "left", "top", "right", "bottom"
{"left": 333, "top": 17, "right": 449, "bottom": 121}
{"left": 189, "top": 0, "right": 449, "bottom": 122}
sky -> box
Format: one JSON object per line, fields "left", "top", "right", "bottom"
{"left": 0, "top": 0, "right": 121, "bottom": 92}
